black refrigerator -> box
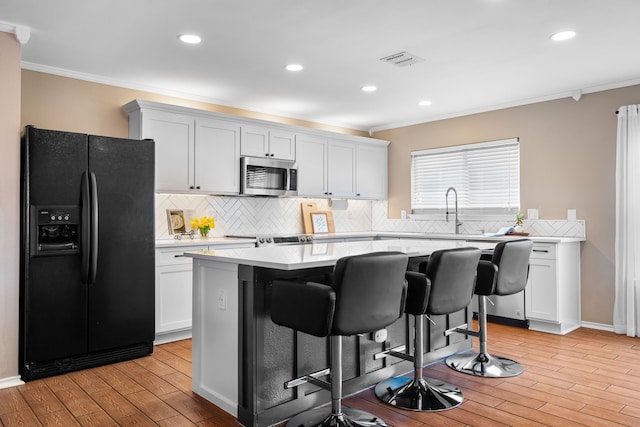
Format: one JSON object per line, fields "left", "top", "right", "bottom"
{"left": 20, "top": 125, "right": 155, "bottom": 381}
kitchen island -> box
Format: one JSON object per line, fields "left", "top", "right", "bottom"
{"left": 185, "top": 239, "right": 495, "bottom": 427}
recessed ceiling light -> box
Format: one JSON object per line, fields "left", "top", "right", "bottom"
{"left": 361, "top": 85, "right": 377, "bottom": 92}
{"left": 418, "top": 100, "right": 432, "bottom": 106}
{"left": 178, "top": 34, "right": 202, "bottom": 44}
{"left": 285, "top": 64, "right": 303, "bottom": 72}
{"left": 551, "top": 30, "right": 576, "bottom": 41}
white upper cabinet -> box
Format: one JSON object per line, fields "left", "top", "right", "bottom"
{"left": 135, "top": 109, "right": 195, "bottom": 192}
{"left": 124, "top": 100, "right": 388, "bottom": 199}
{"left": 295, "top": 134, "right": 328, "bottom": 197}
{"left": 240, "top": 125, "right": 295, "bottom": 160}
{"left": 356, "top": 144, "right": 388, "bottom": 199}
{"left": 296, "top": 134, "right": 388, "bottom": 199}
{"left": 195, "top": 118, "right": 241, "bottom": 194}
{"left": 125, "top": 102, "right": 240, "bottom": 194}
{"left": 327, "top": 139, "right": 357, "bottom": 198}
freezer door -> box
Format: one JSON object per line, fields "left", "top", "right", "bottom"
{"left": 22, "top": 127, "right": 89, "bottom": 364}
{"left": 87, "top": 135, "right": 155, "bottom": 352}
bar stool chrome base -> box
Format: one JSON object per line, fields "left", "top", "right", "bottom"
{"left": 446, "top": 351, "right": 523, "bottom": 378}
{"left": 374, "top": 376, "right": 463, "bottom": 412}
{"left": 286, "top": 406, "right": 387, "bottom": 427}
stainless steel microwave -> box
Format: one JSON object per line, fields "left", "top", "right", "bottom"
{"left": 240, "top": 156, "right": 298, "bottom": 197}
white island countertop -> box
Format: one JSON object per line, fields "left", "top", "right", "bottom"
{"left": 184, "top": 238, "right": 496, "bottom": 270}
{"left": 158, "top": 232, "right": 583, "bottom": 249}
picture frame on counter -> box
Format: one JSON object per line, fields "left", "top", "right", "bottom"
{"left": 167, "top": 209, "right": 186, "bottom": 235}
{"left": 311, "top": 212, "right": 329, "bottom": 233}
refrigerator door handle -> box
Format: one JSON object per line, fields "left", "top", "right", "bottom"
{"left": 89, "top": 172, "right": 99, "bottom": 284}
{"left": 81, "top": 172, "right": 91, "bottom": 283}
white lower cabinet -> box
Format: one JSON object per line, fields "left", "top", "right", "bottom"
{"left": 155, "top": 246, "right": 207, "bottom": 344}
{"left": 525, "top": 241, "right": 581, "bottom": 334}
{"left": 155, "top": 242, "right": 254, "bottom": 344}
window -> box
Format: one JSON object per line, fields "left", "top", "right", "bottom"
{"left": 411, "top": 138, "right": 520, "bottom": 216}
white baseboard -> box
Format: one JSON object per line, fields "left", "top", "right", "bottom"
{"left": 580, "top": 321, "right": 615, "bottom": 332}
{"left": 154, "top": 328, "right": 192, "bottom": 345}
{"left": 0, "top": 376, "right": 24, "bottom": 390}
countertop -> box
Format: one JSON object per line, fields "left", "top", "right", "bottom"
{"left": 157, "top": 231, "right": 584, "bottom": 249}
{"left": 155, "top": 236, "right": 256, "bottom": 249}
{"left": 313, "top": 231, "right": 584, "bottom": 244}
{"left": 184, "top": 238, "right": 496, "bottom": 270}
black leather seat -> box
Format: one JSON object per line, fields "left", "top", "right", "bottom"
{"left": 446, "top": 239, "right": 533, "bottom": 377}
{"left": 270, "top": 251, "right": 409, "bottom": 427}
{"left": 374, "top": 247, "right": 481, "bottom": 411}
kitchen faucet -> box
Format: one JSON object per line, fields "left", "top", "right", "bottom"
{"left": 445, "top": 186, "right": 462, "bottom": 234}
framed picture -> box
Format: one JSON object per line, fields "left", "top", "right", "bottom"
{"left": 311, "top": 212, "right": 329, "bottom": 233}
{"left": 166, "top": 209, "right": 186, "bottom": 235}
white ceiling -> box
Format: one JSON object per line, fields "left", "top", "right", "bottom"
{"left": 4, "top": 0, "right": 640, "bottom": 132}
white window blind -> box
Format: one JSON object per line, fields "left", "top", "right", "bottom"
{"left": 411, "top": 138, "right": 520, "bottom": 215}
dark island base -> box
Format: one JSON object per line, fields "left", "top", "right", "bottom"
{"left": 236, "top": 264, "right": 473, "bottom": 427}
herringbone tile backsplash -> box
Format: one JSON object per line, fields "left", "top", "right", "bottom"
{"left": 156, "top": 195, "right": 586, "bottom": 240}
{"left": 156, "top": 194, "right": 372, "bottom": 239}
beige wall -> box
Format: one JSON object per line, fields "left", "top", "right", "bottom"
{"left": 21, "top": 70, "right": 367, "bottom": 138}
{"left": 375, "top": 85, "right": 640, "bottom": 325}
{"left": 0, "top": 32, "right": 22, "bottom": 383}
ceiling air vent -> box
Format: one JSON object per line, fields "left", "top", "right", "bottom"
{"left": 380, "top": 51, "right": 424, "bottom": 67}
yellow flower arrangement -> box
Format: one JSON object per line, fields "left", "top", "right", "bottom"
{"left": 190, "top": 215, "right": 215, "bottom": 237}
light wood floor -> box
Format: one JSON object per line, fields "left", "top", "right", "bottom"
{"left": 1, "top": 323, "right": 640, "bottom": 426}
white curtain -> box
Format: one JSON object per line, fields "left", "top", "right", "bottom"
{"left": 614, "top": 104, "right": 640, "bottom": 336}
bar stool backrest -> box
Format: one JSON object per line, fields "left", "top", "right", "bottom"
{"left": 492, "top": 239, "right": 533, "bottom": 296}
{"left": 424, "top": 247, "right": 482, "bottom": 316}
{"left": 331, "top": 251, "right": 408, "bottom": 336}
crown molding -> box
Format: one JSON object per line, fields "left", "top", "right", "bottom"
{"left": 369, "top": 77, "right": 640, "bottom": 133}
{"left": 0, "top": 20, "right": 30, "bottom": 44}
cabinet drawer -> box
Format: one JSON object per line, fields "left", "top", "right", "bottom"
{"left": 530, "top": 243, "right": 556, "bottom": 260}
{"left": 156, "top": 246, "right": 208, "bottom": 266}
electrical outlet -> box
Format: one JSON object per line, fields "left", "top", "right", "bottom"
{"left": 217, "top": 289, "right": 227, "bottom": 310}
{"left": 400, "top": 210, "right": 407, "bottom": 220}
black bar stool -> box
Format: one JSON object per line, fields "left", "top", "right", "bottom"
{"left": 446, "top": 239, "right": 533, "bottom": 377}
{"left": 374, "top": 247, "right": 481, "bottom": 411}
{"left": 270, "top": 251, "right": 409, "bottom": 427}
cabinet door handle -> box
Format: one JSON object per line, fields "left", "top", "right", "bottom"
{"left": 270, "top": 153, "right": 274, "bottom": 157}
{"left": 196, "top": 186, "right": 201, "bottom": 189}
{"left": 174, "top": 254, "right": 185, "bottom": 258}
{"left": 189, "top": 186, "right": 195, "bottom": 189}
{"left": 533, "top": 249, "right": 549, "bottom": 253}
